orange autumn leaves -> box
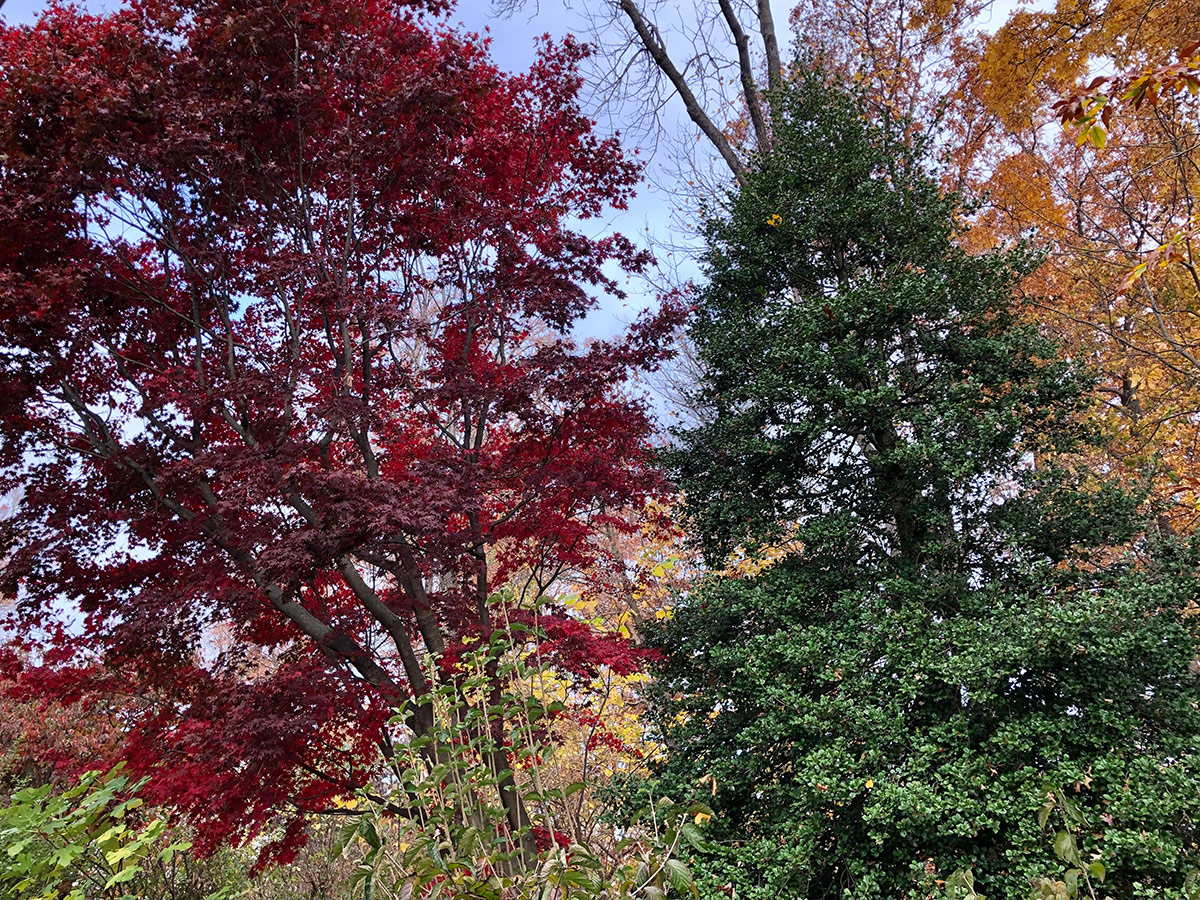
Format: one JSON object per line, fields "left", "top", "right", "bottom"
{"left": 965, "top": 2, "right": 1200, "bottom": 529}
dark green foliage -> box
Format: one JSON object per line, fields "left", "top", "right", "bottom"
{"left": 649, "top": 552, "right": 1200, "bottom": 899}
{"left": 647, "top": 67, "right": 1200, "bottom": 899}
{"left": 671, "top": 68, "right": 1096, "bottom": 572}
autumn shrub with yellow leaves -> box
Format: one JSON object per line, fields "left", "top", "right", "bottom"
{"left": 333, "top": 623, "right": 716, "bottom": 899}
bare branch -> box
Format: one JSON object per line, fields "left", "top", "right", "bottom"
{"left": 757, "top": 0, "right": 782, "bottom": 94}
{"left": 618, "top": 0, "right": 748, "bottom": 183}
{"left": 717, "top": 0, "right": 769, "bottom": 149}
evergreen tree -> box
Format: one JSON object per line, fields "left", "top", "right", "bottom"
{"left": 646, "top": 69, "right": 1200, "bottom": 899}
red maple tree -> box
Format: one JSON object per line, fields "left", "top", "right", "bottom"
{"left": 0, "top": 0, "right": 679, "bottom": 859}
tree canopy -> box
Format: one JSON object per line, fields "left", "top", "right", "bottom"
{"left": 645, "top": 67, "right": 1200, "bottom": 900}
{"left": 0, "top": 0, "right": 679, "bottom": 859}
{"left": 3, "top": 0, "right": 1200, "bottom": 895}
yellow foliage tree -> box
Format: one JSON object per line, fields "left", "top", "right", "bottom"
{"left": 964, "top": 1, "right": 1200, "bottom": 527}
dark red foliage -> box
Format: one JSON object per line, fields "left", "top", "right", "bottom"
{"left": 0, "top": 0, "right": 680, "bottom": 856}
{"left": 526, "top": 610, "right": 659, "bottom": 677}
{"left": 530, "top": 825, "right": 572, "bottom": 852}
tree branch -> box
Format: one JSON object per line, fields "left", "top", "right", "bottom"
{"left": 717, "top": 0, "right": 770, "bottom": 149}
{"left": 757, "top": 0, "right": 782, "bottom": 94}
{"left": 618, "top": 0, "right": 748, "bottom": 183}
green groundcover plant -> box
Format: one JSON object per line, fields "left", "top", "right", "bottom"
{"left": 335, "top": 627, "right": 716, "bottom": 899}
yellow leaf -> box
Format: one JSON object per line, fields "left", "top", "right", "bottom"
{"left": 694, "top": 812, "right": 712, "bottom": 826}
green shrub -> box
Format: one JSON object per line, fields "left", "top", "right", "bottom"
{"left": 0, "top": 764, "right": 205, "bottom": 900}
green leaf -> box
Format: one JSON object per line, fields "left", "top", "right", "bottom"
{"left": 1065, "top": 868, "right": 1080, "bottom": 896}
{"left": 159, "top": 840, "right": 192, "bottom": 865}
{"left": 679, "top": 823, "right": 715, "bottom": 854}
{"left": 1060, "top": 796, "right": 1087, "bottom": 827}
{"left": 559, "top": 781, "right": 586, "bottom": 797}
{"left": 1037, "top": 802, "right": 1055, "bottom": 830}
{"left": 51, "top": 845, "right": 82, "bottom": 869}
{"left": 331, "top": 819, "right": 360, "bottom": 859}
{"left": 360, "top": 818, "right": 382, "bottom": 851}
{"left": 1184, "top": 868, "right": 1200, "bottom": 900}
{"left": 1053, "top": 830, "right": 1081, "bottom": 867}
{"left": 665, "top": 858, "right": 693, "bottom": 894}
{"left": 105, "top": 843, "right": 141, "bottom": 867}
{"left": 94, "top": 823, "right": 128, "bottom": 847}
{"left": 103, "top": 864, "right": 142, "bottom": 889}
